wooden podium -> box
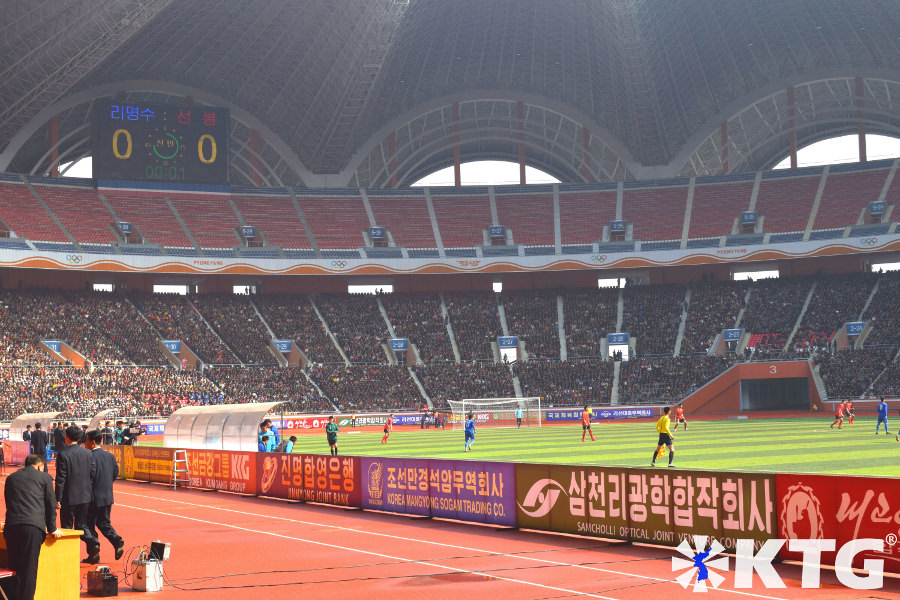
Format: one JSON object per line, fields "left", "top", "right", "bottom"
{"left": 0, "top": 528, "right": 82, "bottom": 600}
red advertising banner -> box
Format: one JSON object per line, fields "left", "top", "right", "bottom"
{"left": 132, "top": 446, "right": 175, "bottom": 483}
{"left": 257, "top": 452, "right": 360, "bottom": 506}
{"left": 187, "top": 449, "right": 257, "bottom": 495}
{"left": 776, "top": 474, "right": 900, "bottom": 575}
{"left": 516, "top": 464, "right": 775, "bottom": 549}
{"left": 2, "top": 440, "right": 30, "bottom": 465}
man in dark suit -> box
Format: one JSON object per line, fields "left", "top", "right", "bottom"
{"left": 3, "top": 454, "right": 62, "bottom": 600}
{"left": 55, "top": 426, "right": 98, "bottom": 556}
{"left": 84, "top": 430, "right": 125, "bottom": 563}
{"left": 52, "top": 422, "right": 67, "bottom": 455}
{"left": 29, "top": 423, "right": 49, "bottom": 472}
{"left": 22, "top": 424, "right": 32, "bottom": 442}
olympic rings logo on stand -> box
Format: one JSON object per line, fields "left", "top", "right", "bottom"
{"left": 65, "top": 255, "right": 84, "bottom": 264}
{"left": 861, "top": 237, "right": 878, "bottom": 247}
{"left": 330, "top": 260, "right": 349, "bottom": 269}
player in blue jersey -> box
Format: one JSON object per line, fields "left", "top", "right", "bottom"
{"left": 464, "top": 412, "right": 475, "bottom": 452}
{"left": 876, "top": 397, "right": 890, "bottom": 435}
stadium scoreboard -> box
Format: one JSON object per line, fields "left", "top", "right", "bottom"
{"left": 92, "top": 100, "right": 229, "bottom": 184}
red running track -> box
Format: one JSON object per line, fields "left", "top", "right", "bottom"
{"left": 2, "top": 472, "right": 899, "bottom": 599}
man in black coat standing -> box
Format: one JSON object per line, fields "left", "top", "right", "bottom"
{"left": 84, "top": 430, "right": 125, "bottom": 563}
{"left": 29, "top": 423, "right": 49, "bottom": 472}
{"left": 52, "top": 422, "right": 66, "bottom": 455}
{"left": 22, "top": 424, "right": 32, "bottom": 442}
{"left": 55, "top": 426, "right": 98, "bottom": 557}
{"left": 2, "top": 454, "right": 62, "bottom": 600}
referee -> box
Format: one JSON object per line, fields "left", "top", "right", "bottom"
{"left": 650, "top": 407, "right": 676, "bottom": 468}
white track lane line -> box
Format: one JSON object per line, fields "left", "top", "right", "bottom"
{"left": 118, "top": 502, "right": 620, "bottom": 599}
{"left": 117, "top": 489, "right": 786, "bottom": 600}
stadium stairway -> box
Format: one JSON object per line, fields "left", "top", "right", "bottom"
{"left": 510, "top": 363, "right": 524, "bottom": 398}
{"left": 867, "top": 347, "right": 900, "bottom": 395}
{"left": 439, "top": 293, "right": 462, "bottom": 363}
{"left": 309, "top": 295, "right": 351, "bottom": 366}
{"left": 673, "top": 288, "right": 691, "bottom": 355}
{"left": 557, "top": 294, "right": 567, "bottom": 361}
{"left": 186, "top": 296, "right": 244, "bottom": 366}
{"left": 408, "top": 367, "right": 432, "bottom": 408}
{"left": 783, "top": 282, "right": 817, "bottom": 350}
{"left": 811, "top": 363, "right": 829, "bottom": 402}
{"left": 22, "top": 177, "right": 79, "bottom": 246}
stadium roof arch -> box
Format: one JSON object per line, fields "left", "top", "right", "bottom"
{"left": 1, "top": 0, "right": 899, "bottom": 187}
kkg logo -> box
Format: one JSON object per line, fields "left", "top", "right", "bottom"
{"left": 672, "top": 535, "right": 884, "bottom": 591}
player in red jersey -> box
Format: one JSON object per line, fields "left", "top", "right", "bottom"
{"left": 581, "top": 405, "right": 595, "bottom": 442}
{"left": 673, "top": 403, "right": 689, "bottom": 431}
{"left": 381, "top": 413, "right": 393, "bottom": 443}
{"left": 831, "top": 402, "right": 845, "bottom": 429}
{"left": 844, "top": 400, "right": 855, "bottom": 425}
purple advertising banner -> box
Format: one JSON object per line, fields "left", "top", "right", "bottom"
{"left": 361, "top": 457, "right": 516, "bottom": 526}
{"left": 428, "top": 460, "right": 515, "bottom": 525}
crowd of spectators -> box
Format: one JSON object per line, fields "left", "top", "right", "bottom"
{"left": 622, "top": 284, "right": 686, "bottom": 355}
{"left": 618, "top": 355, "right": 735, "bottom": 405}
{"left": 308, "top": 364, "right": 422, "bottom": 412}
{"left": 131, "top": 292, "right": 239, "bottom": 365}
{"left": 192, "top": 294, "right": 276, "bottom": 364}
{"left": 204, "top": 365, "right": 331, "bottom": 413}
{"left": 316, "top": 294, "right": 389, "bottom": 363}
{"left": 815, "top": 347, "right": 895, "bottom": 399}
{"left": 562, "top": 288, "right": 618, "bottom": 358}
{"left": 66, "top": 291, "right": 169, "bottom": 365}
{"left": 0, "top": 290, "right": 132, "bottom": 365}
{"left": 792, "top": 273, "right": 876, "bottom": 351}
{"left": 254, "top": 294, "right": 345, "bottom": 363}
{"left": 381, "top": 294, "right": 454, "bottom": 361}
{"left": 0, "top": 292, "right": 55, "bottom": 366}
{"left": 0, "top": 273, "right": 898, "bottom": 421}
{"left": 502, "top": 291, "right": 561, "bottom": 360}
{"left": 740, "top": 277, "right": 813, "bottom": 351}
{"left": 679, "top": 281, "right": 747, "bottom": 354}
{"left": 515, "top": 359, "right": 613, "bottom": 406}
{"left": 871, "top": 355, "right": 900, "bottom": 397}
{"left": 414, "top": 362, "right": 515, "bottom": 408}
{"left": 444, "top": 292, "right": 502, "bottom": 361}
{"left": 0, "top": 366, "right": 222, "bottom": 420}
{"left": 862, "top": 271, "right": 900, "bottom": 348}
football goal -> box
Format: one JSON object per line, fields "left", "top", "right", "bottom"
{"left": 446, "top": 397, "right": 542, "bottom": 429}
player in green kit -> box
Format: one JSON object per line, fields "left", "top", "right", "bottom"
{"left": 326, "top": 415, "right": 340, "bottom": 455}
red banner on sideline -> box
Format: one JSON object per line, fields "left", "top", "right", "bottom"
{"left": 2, "top": 440, "right": 30, "bottom": 465}
{"left": 187, "top": 449, "right": 257, "bottom": 495}
{"left": 257, "top": 452, "right": 360, "bottom": 506}
{"left": 776, "top": 474, "right": 900, "bottom": 574}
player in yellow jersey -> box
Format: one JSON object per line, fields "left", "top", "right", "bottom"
{"left": 651, "top": 406, "right": 676, "bottom": 467}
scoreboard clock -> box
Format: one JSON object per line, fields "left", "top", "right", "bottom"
{"left": 92, "top": 100, "right": 229, "bottom": 185}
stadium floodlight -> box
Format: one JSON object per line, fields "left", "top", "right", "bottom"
{"left": 447, "top": 397, "right": 542, "bottom": 429}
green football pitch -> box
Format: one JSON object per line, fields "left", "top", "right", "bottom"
{"left": 284, "top": 417, "right": 900, "bottom": 477}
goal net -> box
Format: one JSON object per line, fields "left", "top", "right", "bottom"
{"left": 446, "top": 397, "right": 542, "bottom": 429}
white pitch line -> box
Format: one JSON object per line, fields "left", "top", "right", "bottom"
{"left": 117, "top": 502, "right": 620, "bottom": 600}
{"left": 117, "top": 488, "right": 786, "bottom": 600}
